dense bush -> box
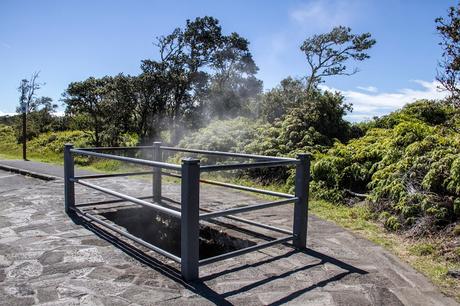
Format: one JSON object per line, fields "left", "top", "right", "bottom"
{"left": 178, "top": 117, "right": 259, "bottom": 165}
{"left": 248, "top": 90, "right": 352, "bottom": 157}
{"left": 245, "top": 90, "right": 353, "bottom": 183}
{"left": 312, "top": 100, "right": 460, "bottom": 232}
{"left": 0, "top": 125, "right": 16, "bottom": 148}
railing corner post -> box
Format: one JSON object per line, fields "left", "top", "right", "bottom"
{"left": 153, "top": 141, "right": 162, "bottom": 203}
{"left": 293, "top": 153, "right": 311, "bottom": 249}
{"left": 180, "top": 157, "right": 200, "bottom": 281}
{"left": 64, "top": 143, "right": 75, "bottom": 215}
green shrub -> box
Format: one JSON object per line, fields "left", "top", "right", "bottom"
{"left": 453, "top": 224, "right": 460, "bottom": 236}
{"left": 311, "top": 100, "right": 460, "bottom": 232}
{"left": 178, "top": 117, "right": 259, "bottom": 165}
{"left": 384, "top": 216, "right": 402, "bottom": 231}
{"left": 409, "top": 243, "right": 436, "bottom": 256}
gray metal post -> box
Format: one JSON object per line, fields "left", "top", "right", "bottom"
{"left": 152, "top": 141, "right": 162, "bottom": 203}
{"left": 293, "top": 153, "right": 310, "bottom": 249}
{"left": 64, "top": 144, "right": 75, "bottom": 215}
{"left": 180, "top": 158, "right": 200, "bottom": 281}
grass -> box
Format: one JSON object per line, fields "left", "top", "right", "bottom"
{"left": 309, "top": 199, "right": 460, "bottom": 301}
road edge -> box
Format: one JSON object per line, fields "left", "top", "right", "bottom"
{"left": 0, "top": 163, "right": 59, "bottom": 181}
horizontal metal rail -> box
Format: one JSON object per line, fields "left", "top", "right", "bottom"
{"left": 71, "top": 207, "right": 181, "bottom": 263}
{"left": 73, "top": 179, "right": 181, "bottom": 218}
{"left": 76, "top": 146, "right": 152, "bottom": 151}
{"left": 200, "top": 178, "right": 295, "bottom": 199}
{"left": 161, "top": 146, "right": 297, "bottom": 161}
{"left": 74, "top": 171, "right": 154, "bottom": 180}
{"left": 199, "top": 206, "right": 292, "bottom": 235}
{"left": 159, "top": 194, "right": 293, "bottom": 235}
{"left": 199, "top": 198, "right": 297, "bottom": 220}
{"left": 199, "top": 235, "right": 293, "bottom": 266}
{"left": 162, "top": 171, "right": 295, "bottom": 199}
{"left": 71, "top": 149, "right": 181, "bottom": 171}
{"left": 220, "top": 215, "right": 293, "bottom": 235}
{"left": 76, "top": 195, "right": 153, "bottom": 207}
{"left": 199, "top": 159, "right": 298, "bottom": 172}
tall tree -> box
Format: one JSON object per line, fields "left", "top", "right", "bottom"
{"left": 17, "top": 72, "right": 42, "bottom": 159}
{"left": 63, "top": 77, "right": 110, "bottom": 146}
{"left": 62, "top": 16, "right": 261, "bottom": 145}
{"left": 300, "top": 26, "right": 376, "bottom": 92}
{"left": 436, "top": 3, "right": 460, "bottom": 106}
{"left": 26, "top": 96, "right": 58, "bottom": 136}
{"left": 203, "top": 33, "right": 262, "bottom": 119}
{"left": 141, "top": 16, "right": 261, "bottom": 142}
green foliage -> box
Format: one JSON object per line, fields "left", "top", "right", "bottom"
{"left": 310, "top": 181, "right": 346, "bottom": 203}
{"left": 257, "top": 77, "right": 309, "bottom": 123}
{"left": 0, "top": 114, "right": 17, "bottom": 126}
{"left": 63, "top": 17, "right": 262, "bottom": 145}
{"left": 364, "top": 100, "right": 455, "bottom": 129}
{"left": 453, "top": 224, "right": 460, "bottom": 236}
{"left": 245, "top": 89, "right": 354, "bottom": 183}
{"left": 312, "top": 100, "right": 460, "bottom": 232}
{"left": 384, "top": 216, "right": 402, "bottom": 231}
{"left": 0, "top": 125, "right": 136, "bottom": 169}
{"left": 248, "top": 89, "right": 353, "bottom": 157}
{"left": 409, "top": 243, "right": 436, "bottom": 256}
{"left": 436, "top": 3, "right": 460, "bottom": 105}
{"left": 0, "top": 125, "right": 17, "bottom": 153}
{"left": 178, "top": 117, "right": 259, "bottom": 165}
{"left": 300, "top": 26, "right": 376, "bottom": 91}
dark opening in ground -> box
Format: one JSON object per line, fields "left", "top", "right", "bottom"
{"left": 100, "top": 206, "right": 256, "bottom": 259}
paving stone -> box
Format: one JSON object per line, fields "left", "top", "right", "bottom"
{"left": 38, "top": 250, "right": 65, "bottom": 265}
{"left": 367, "top": 286, "right": 404, "bottom": 306}
{"left": 0, "top": 168, "right": 457, "bottom": 305}
{"left": 330, "top": 289, "right": 372, "bottom": 306}
{"left": 37, "top": 287, "right": 60, "bottom": 303}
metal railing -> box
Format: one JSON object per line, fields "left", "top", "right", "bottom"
{"left": 64, "top": 142, "right": 310, "bottom": 281}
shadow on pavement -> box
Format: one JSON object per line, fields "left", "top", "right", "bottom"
{"left": 70, "top": 213, "right": 368, "bottom": 306}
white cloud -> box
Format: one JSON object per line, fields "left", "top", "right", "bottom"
{"left": 356, "top": 85, "right": 378, "bottom": 93}
{"left": 0, "top": 110, "right": 65, "bottom": 117}
{"left": 289, "top": 0, "right": 356, "bottom": 30}
{"left": 320, "top": 80, "right": 448, "bottom": 122}
{"left": 0, "top": 111, "right": 16, "bottom": 116}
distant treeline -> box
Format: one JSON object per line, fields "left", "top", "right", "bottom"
{"left": 9, "top": 16, "right": 377, "bottom": 147}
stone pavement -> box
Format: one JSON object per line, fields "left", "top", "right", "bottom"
{"left": 0, "top": 168, "right": 457, "bottom": 305}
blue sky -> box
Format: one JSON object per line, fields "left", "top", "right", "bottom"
{"left": 0, "top": 0, "right": 456, "bottom": 121}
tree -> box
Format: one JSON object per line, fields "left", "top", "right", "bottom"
{"left": 63, "top": 77, "right": 110, "bottom": 146}
{"left": 132, "top": 67, "right": 171, "bottom": 142}
{"left": 103, "top": 74, "right": 137, "bottom": 145}
{"left": 17, "top": 72, "right": 41, "bottom": 114}
{"left": 143, "top": 16, "right": 226, "bottom": 142}
{"left": 300, "top": 26, "right": 376, "bottom": 92}
{"left": 258, "top": 77, "right": 309, "bottom": 123}
{"left": 202, "top": 33, "right": 262, "bottom": 119}
{"left": 141, "top": 16, "right": 262, "bottom": 142}
{"left": 62, "top": 16, "right": 261, "bottom": 145}
{"left": 436, "top": 3, "right": 460, "bottom": 106}
{"left": 246, "top": 89, "right": 353, "bottom": 183}
{"left": 17, "top": 72, "right": 43, "bottom": 159}
{"left": 26, "top": 96, "right": 58, "bottom": 135}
